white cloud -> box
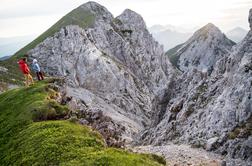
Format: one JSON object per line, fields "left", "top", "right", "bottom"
{"left": 0, "top": 15, "right": 63, "bottom": 37}
{"left": 0, "top": 0, "right": 251, "bottom": 37}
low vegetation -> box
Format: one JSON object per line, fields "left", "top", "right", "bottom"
{"left": 0, "top": 79, "right": 165, "bottom": 166}
{"left": 228, "top": 117, "right": 252, "bottom": 140}
{"left": 166, "top": 43, "right": 183, "bottom": 68}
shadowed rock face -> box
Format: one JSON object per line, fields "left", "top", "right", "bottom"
{"left": 28, "top": 2, "right": 251, "bottom": 162}
{"left": 141, "top": 9, "right": 252, "bottom": 162}
{"left": 29, "top": 2, "right": 176, "bottom": 144}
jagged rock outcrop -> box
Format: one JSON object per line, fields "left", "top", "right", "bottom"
{"left": 166, "top": 23, "right": 235, "bottom": 72}
{"left": 141, "top": 9, "right": 252, "bottom": 163}
{"left": 29, "top": 2, "right": 176, "bottom": 144}
{"left": 213, "top": 25, "right": 252, "bottom": 162}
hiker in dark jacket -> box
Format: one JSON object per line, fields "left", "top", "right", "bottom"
{"left": 32, "top": 59, "right": 44, "bottom": 81}
{"left": 18, "top": 57, "right": 34, "bottom": 86}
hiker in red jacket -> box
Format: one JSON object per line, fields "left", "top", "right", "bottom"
{"left": 18, "top": 57, "right": 34, "bottom": 86}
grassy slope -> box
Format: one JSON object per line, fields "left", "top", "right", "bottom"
{"left": 0, "top": 6, "right": 95, "bottom": 85}
{"left": 165, "top": 43, "right": 184, "bottom": 69}
{"left": 0, "top": 80, "right": 165, "bottom": 166}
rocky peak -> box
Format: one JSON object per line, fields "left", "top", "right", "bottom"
{"left": 199, "top": 23, "right": 219, "bottom": 31}
{"left": 192, "top": 23, "right": 224, "bottom": 41}
{"left": 249, "top": 8, "right": 252, "bottom": 30}
{"left": 167, "top": 23, "right": 235, "bottom": 72}
{"left": 116, "top": 9, "right": 147, "bottom": 30}
{"left": 28, "top": 2, "right": 176, "bottom": 145}
{"left": 79, "top": 1, "right": 113, "bottom": 23}
{"left": 146, "top": 9, "right": 252, "bottom": 163}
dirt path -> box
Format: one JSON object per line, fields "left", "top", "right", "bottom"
{"left": 132, "top": 144, "right": 225, "bottom": 166}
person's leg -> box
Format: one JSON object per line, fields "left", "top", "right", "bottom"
{"left": 36, "top": 72, "right": 41, "bottom": 81}
{"left": 28, "top": 74, "right": 34, "bottom": 85}
{"left": 24, "top": 74, "right": 29, "bottom": 87}
{"left": 39, "top": 72, "right": 44, "bottom": 80}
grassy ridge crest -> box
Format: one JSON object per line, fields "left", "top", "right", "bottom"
{"left": 0, "top": 80, "right": 165, "bottom": 166}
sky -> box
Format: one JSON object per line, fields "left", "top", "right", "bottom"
{"left": 0, "top": 0, "right": 251, "bottom": 38}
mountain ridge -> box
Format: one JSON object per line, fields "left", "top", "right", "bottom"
{"left": 226, "top": 27, "right": 248, "bottom": 43}
{"left": 143, "top": 12, "right": 252, "bottom": 164}
{"left": 149, "top": 25, "right": 192, "bottom": 51}
{"left": 0, "top": 2, "right": 251, "bottom": 165}
{"left": 0, "top": 79, "right": 165, "bottom": 165}
{"left": 27, "top": 2, "right": 175, "bottom": 145}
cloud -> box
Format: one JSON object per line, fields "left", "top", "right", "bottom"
{"left": 0, "top": 0, "right": 251, "bottom": 37}
{"left": 0, "top": 0, "right": 89, "bottom": 19}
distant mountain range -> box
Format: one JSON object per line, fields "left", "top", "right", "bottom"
{"left": 0, "top": 55, "right": 11, "bottom": 61}
{"left": 0, "top": 25, "right": 247, "bottom": 58}
{"left": 0, "top": 35, "right": 36, "bottom": 58}
{"left": 166, "top": 23, "right": 235, "bottom": 72}
{"left": 226, "top": 27, "right": 248, "bottom": 43}
{"left": 149, "top": 24, "right": 199, "bottom": 34}
{"left": 149, "top": 25, "right": 193, "bottom": 51}
{"left": 149, "top": 25, "right": 248, "bottom": 51}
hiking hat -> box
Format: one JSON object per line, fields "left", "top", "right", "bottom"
{"left": 33, "top": 59, "right": 38, "bottom": 63}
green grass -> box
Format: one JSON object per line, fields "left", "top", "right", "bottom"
{"left": 0, "top": 60, "right": 24, "bottom": 85}
{"left": 13, "top": 6, "right": 95, "bottom": 59}
{"left": 0, "top": 5, "right": 96, "bottom": 85}
{"left": 166, "top": 43, "right": 183, "bottom": 69}
{"left": 0, "top": 82, "right": 8, "bottom": 92}
{"left": 0, "top": 80, "right": 165, "bottom": 166}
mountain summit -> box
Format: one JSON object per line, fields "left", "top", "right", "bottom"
{"left": 166, "top": 23, "right": 235, "bottom": 72}
{"left": 27, "top": 1, "right": 175, "bottom": 145}
{"left": 149, "top": 26, "right": 192, "bottom": 51}
{"left": 143, "top": 10, "right": 252, "bottom": 164}
{"left": 117, "top": 9, "right": 147, "bottom": 30}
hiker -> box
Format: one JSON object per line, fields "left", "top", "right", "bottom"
{"left": 32, "top": 59, "right": 44, "bottom": 81}
{"left": 18, "top": 57, "right": 34, "bottom": 86}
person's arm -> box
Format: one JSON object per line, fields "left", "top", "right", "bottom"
{"left": 24, "top": 64, "right": 30, "bottom": 73}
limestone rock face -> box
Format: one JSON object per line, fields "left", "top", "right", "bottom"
{"left": 141, "top": 10, "right": 252, "bottom": 162}
{"left": 213, "top": 28, "right": 252, "bottom": 161}
{"left": 27, "top": 2, "right": 251, "bottom": 163}
{"left": 167, "top": 23, "right": 235, "bottom": 72}
{"left": 29, "top": 2, "right": 176, "bottom": 144}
